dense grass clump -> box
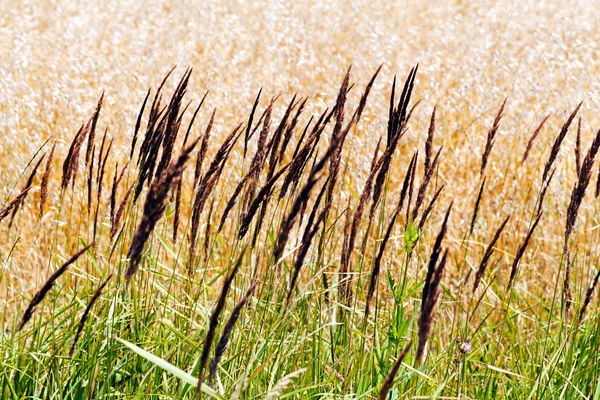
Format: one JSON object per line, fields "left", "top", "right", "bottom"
{"left": 1, "top": 66, "right": 600, "bottom": 400}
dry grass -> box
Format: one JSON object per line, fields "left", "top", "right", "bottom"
{"left": 2, "top": 2, "right": 600, "bottom": 297}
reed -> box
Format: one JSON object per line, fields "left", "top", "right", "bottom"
{"left": 18, "top": 243, "right": 94, "bottom": 331}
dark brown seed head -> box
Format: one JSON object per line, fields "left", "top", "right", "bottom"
{"left": 421, "top": 203, "right": 452, "bottom": 309}
{"left": 542, "top": 102, "right": 582, "bottom": 183}
{"left": 209, "top": 279, "right": 257, "bottom": 384}
{"left": 341, "top": 144, "right": 385, "bottom": 281}
{"left": 424, "top": 106, "right": 436, "bottom": 173}
{"left": 8, "top": 153, "right": 46, "bottom": 228}
{"left": 377, "top": 340, "right": 413, "bottom": 400}
{"left": 287, "top": 182, "right": 329, "bottom": 304}
{"left": 537, "top": 168, "right": 555, "bottom": 216}
{"left": 576, "top": 269, "right": 600, "bottom": 330}
{"left": 131, "top": 89, "right": 151, "bottom": 159}
{"left": 469, "top": 178, "right": 486, "bottom": 236}
{"left": 92, "top": 137, "right": 112, "bottom": 241}
{"left": 266, "top": 94, "right": 298, "bottom": 177}
{"left": 354, "top": 64, "right": 382, "bottom": 124}
{"left": 243, "top": 99, "right": 273, "bottom": 212}
{"left": 39, "top": 141, "right": 56, "bottom": 219}
{"left": 565, "top": 127, "right": 600, "bottom": 244}
{"left": 203, "top": 199, "right": 215, "bottom": 265}
{"left": 194, "top": 109, "right": 216, "bottom": 189}
{"left": 575, "top": 117, "right": 582, "bottom": 177}
{"left": 85, "top": 93, "right": 104, "bottom": 167}
{"left": 279, "top": 98, "right": 307, "bottom": 161}
{"left": 196, "top": 248, "right": 245, "bottom": 396}
{"left": 238, "top": 164, "right": 289, "bottom": 239}
{"left": 480, "top": 98, "right": 506, "bottom": 176}
{"left": 110, "top": 162, "right": 119, "bottom": 224}
{"left": 596, "top": 164, "right": 600, "bottom": 198}
{"left": 473, "top": 215, "right": 510, "bottom": 293}
{"left": 404, "top": 150, "right": 419, "bottom": 227}
{"left": 111, "top": 183, "right": 133, "bottom": 239}
{"left": 126, "top": 138, "right": 199, "bottom": 282}
{"left": 412, "top": 146, "right": 442, "bottom": 223}
{"left": 417, "top": 247, "right": 449, "bottom": 364}
{"left": 417, "top": 184, "right": 445, "bottom": 232}
{"left": 190, "top": 124, "right": 243, "bottom": 267}
{"left": 18, "top": 243, "right": 94, "bottom": 331}
{"left": 0, "top": 188, "right": 31, "bottom": 224}
{"left": 62, "top": 124, "right": 85, "bottom": 190}
{"left": 273, "top": 161, "right": 327, "bottom": 264}
{"left": 563, "top": 251, "right": 573, "bottom": 324}
{"left": 521, "top": 114, "right": 550, "bottom": 164}
{"left": 86, "top": 143, "right": 96, "bottom": 216}
{"left": 507, "top": 211, "right": 543, "bottom": 292}
{"left": 365, "top": 155, "right": 417, "bottom": 318}
{"left": 173, "top": 179, "right": 183, "bottom": 244}
{"left": 244, "top": 89, "right": 262, "bottom": 158}
{"left": 70, "top": 274, "right": 112, "bottom": 356}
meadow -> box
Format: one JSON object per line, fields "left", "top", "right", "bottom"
{"left": 1, "top": 1, "right": 600, "bottom": 399}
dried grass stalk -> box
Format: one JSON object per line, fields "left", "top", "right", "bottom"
{"left": 238, "top": 164, "right": 289, "bottom": 239}
{"left": 8, "top": 153, "right": 46, "bottom": 228}
{"left": 126, "top": 139, "right": 198, "bottom": 282}
{"left": 111, "top": 183, "right": 134, "bottom": 239}
{"left": 196, "top": 249, "right": 245, "bottom": 396}
{"left": 69, "top": 274, "right": 113, "bottom": 356}
{"left": 542, "top": 102, "right": 582, "bottom": 183}
{"left": 18, "top": 243, "right": 94, "bottom": 331}
{"left": 507, "top": 211, "right": 543, "bottom": 292}
{"left": 565, "top": 127, "right": 600, "bottom": 244}
{"left": 575, "top": 117, "right": 582, "bottom": 176}
{"left": 521, "top": 114, "right": 550, "bottom": 164}
{"left": 417, "top": 184, "right": 444, "bottom": 232}
{"left": 84, "top": 93, "right": 104, "bottom": 167}
{"left": 473, "top": 215, "right": 510, "bottom": 292}
{"left": 469, "top": 178, "right": 486, "bottom": 235}
{"left": 563, "top": 251, "right": 573, "bottom": 324}
{"left": 287, "top": 182, "right": 328, "bottom": 303}
{"left": 39, "top": 141, "right": 56, "bottom": 219}
{"left": 130, "top": 89, "right": 151, "bottom": 159}
{"left": 190, "top": 124, "right": 242, "bottom": 268}
{"left": 424, "top": 106, "right": 436, "bottom": 172}
{"left": 0, "top": 188, "right": 31, "bottom": 224}
{"left": 244, "top": 89, "right": 262, "bottom": 158}
{"left": 416, "top": 203, "right": 452, "bottom": 363}
{"left": 194, "top": 109, "right": 216, "bottom": 189}
{"left": 208, "top": 279, "right": 257, "bottom": 383}
{"left": 377, "top": 340, "right": 413, "bottom": 400}
{"left": 576, "top": 269, "right": 600, "bottom": 330}
{"left": 480, "top": 98, "right": 506, "bottom": 176}
{"left": 365, "top": 154, "right": 417, "bottom": 318}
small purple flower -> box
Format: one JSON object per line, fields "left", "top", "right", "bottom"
{"left": 460, "top": 341, "right": 472, "bottom": 354}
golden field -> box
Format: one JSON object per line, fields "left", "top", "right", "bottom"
{"left": 2, "top": 0, "right": 600, "bottom": 303}
{"left": 1, "top": 2, "right": 600, "bottom": 399}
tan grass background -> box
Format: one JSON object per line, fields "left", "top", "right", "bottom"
{"left": 1, "top": 0, "right": 600, "bottom": 306}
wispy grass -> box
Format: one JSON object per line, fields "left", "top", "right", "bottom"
{"left": 1, "top": 66, "right": 599, "bottom": 400}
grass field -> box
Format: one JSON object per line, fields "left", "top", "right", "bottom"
{"left": 1, "top": 0, "right": 600, "bottom": 398}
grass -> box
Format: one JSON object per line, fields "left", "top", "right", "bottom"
{"left": 0, "top": 64, "right": 598, "bottom": 399}
{"left": 1, "top": 2, "right": 600, "bottom": 398}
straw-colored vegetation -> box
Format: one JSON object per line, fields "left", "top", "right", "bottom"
{"left": 1, "top": 1, "right": 600, "bottom": 398}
